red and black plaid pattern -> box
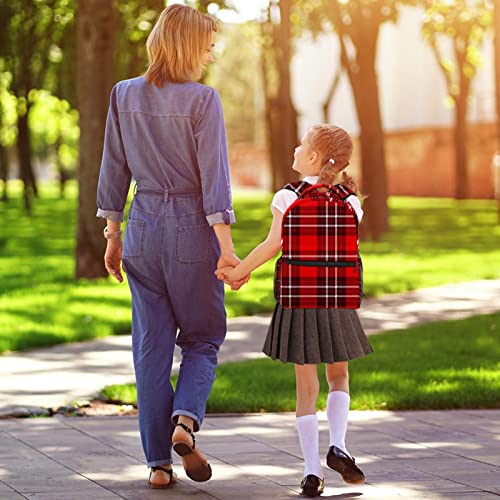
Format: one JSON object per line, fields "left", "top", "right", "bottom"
{"left": 274, "top": 182, "right": 362, "bottom": 309}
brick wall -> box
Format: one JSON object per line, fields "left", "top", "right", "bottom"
{"left": 229, "top": 122, "right": 498, "bottom": 199}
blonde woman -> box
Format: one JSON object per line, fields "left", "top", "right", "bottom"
{"left": 96, "top": 4, "right": 247, "bottom": 489}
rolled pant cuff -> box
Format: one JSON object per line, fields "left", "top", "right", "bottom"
{"left": 147, "top": 458, "right": 173, "bottom": 467}
{"left": 172, "top": 410, "right": 202, "bottom": 432}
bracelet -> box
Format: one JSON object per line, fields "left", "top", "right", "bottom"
{"left": 103, "top": 226, "right": 123, "bottom": 240}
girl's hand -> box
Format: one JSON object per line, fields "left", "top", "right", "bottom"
{"left": 215, "top": 265, "right": 250, "bottom": 291}
{"left": 216, "top": 252, "right": 250, "bottom": 290}
{"left": 215, "top": 265, "right": 236, "bottom": 282}
{"left": 104, "top": 239, "right": 124, "bottom": 283}
{"left": 230, "top": 273, "right": 250, "bottom": 291}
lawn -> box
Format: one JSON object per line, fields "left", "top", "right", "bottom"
{"left": 0, "top": 180, "right": 499, "bottom": 353}
{"left": 100, "top": 312, "right": 500, "bottom": 411}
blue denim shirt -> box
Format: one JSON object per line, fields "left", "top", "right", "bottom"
{"left": 96, "top": 76, "right": 235, "bottom": 226}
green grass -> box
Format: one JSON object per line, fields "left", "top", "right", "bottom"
{"left": 100, "top": 312, "right": 500, "bottom": 411}
{"left": 0, "top": 180, "right": 499, "bottom": 353}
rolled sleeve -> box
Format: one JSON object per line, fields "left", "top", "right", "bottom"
{"left": 206, "top": 209, "right": 236, "bottom": 226}
{"left": 194, "top": 88, "right": 235, "bottom": 226}
{"left": 96, "top": 83, "right": 132, "bottom": 222}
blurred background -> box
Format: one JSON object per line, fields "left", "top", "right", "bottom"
{"left": 0, "top": 0, "right": 499, "bottom": 356}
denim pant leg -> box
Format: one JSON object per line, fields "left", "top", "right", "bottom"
{"left": 124, "top": 259, "right": 177, "bottom": 467}
{"left": 164, "top": 212, "right": 227, "bottom": 432}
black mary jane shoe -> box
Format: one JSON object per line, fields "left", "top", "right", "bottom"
{"left": 300, "top": 474, "right": 325, "bottom": 497}
{"left": 149, "top": 465, "right": 176, "bottom": 489}
{"left": 326, "top": 445, "right": 365, "bottom": 484}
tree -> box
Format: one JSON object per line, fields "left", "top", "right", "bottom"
{"left": 422, "top": 0, "right": 493, "bottom": 199}
{"left": 75, "top": 0, "right": 116, "bottom": 279}
{"left": 261, "top": 0, "right": 299, "bottom": 191}
{"left": 300, "top": 0, "right": 412, "bottom": 240}
{"left": 0, "top": 0, "right": 74, "bottom": 211}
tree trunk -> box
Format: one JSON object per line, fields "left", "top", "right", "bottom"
{"left": 272, "top": 0, "right": 299, "bottom": 191}
{"left": 75, "top": 0, "right": 116, "bottom": 279}
{"left": 454, "top": 94, "right": 468, "bottom": 199}
{"left": 495, "top": 0, "right": 500, "bottom": 150}
{"left": 261, "top": 0, "right": 299, "bottom": 192}
{"left": 354, "top": 69, "right": 389, "bottom": 240}
{"left": 17, "top": 108, "right": 38, "bottom": 212}
{"left": 260, "top": 33, "right": 281, "bottom": 191}
{"left": 341, "top": 31, "right": 388, "bottom": 240}
{"left": 453, "top": 42, "right": 470, "bottom": 200}
{"left": 54, "top": 138, "right": 69, "bottom": 198}
{"left": 494, "top": 0, "right": 500, "bottom": 221}
{"left": 0, "top": 144, "right": 8, "bottom": 202}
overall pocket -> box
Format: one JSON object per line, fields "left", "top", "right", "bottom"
{"left": 176, "top": 224, "right": 210, "bottom": 263}
{"left": 123, "top": 219, "right": 145, "bottom": 257}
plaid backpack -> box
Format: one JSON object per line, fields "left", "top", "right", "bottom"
{"left": 274, "top": 181, "right": 363, "bottom": 309}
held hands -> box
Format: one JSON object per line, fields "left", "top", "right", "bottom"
{"left": 216, "top": 253, "right": 250, "bottom": 291}
{"left": 104, "top": 239, "right": 124, "bottom": 283}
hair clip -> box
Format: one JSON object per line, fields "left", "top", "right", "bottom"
{"left": 328, "top": 158, "right": 336, "bottom": 165}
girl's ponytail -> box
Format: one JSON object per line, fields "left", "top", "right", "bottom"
{"left": 311, "top": 124, "right": 364, "bottom": 197}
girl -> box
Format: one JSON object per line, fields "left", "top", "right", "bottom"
{"left": 216, "top": 124, "right": 373, "bottom": 497}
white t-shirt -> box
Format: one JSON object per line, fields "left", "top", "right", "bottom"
{"left": 271, "top": 176, "right": 364, "bottom": 222}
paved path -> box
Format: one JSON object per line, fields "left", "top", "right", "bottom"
{"left": 1, "top": 280, "right": 499, "bottom": 413}
{"left": 0, "top": 410, "right": 499, "bottom": 499}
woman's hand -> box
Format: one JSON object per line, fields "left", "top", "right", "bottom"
{"left": 104, "top": 239, "right": 124, "bottom": 283}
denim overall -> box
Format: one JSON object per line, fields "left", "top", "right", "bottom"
{"left": 96, "top": 77, "right": 235, "bottom": 466}
{"left": 123, "top": 185, "right": 226, "bottom": 466}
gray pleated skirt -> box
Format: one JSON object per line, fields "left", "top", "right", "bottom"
{"left": 263, "top": 304, "right": 373, "bottom": 365}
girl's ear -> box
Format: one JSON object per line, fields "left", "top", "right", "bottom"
{"left": 308, "top": 150, "right": 318, "bottom": 164}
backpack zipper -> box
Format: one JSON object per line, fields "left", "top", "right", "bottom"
{"left": 283, "top": 259, "right": 356, "bottom": 268}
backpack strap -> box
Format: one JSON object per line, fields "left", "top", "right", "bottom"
{"left": 300, "top": 183, "right": 356, "bottom": 201}
{"left": 331, "top": 183, "right": 356, "bottom": 200}
{"left": 282, "top": 181, "right": 312, "bottom": 197}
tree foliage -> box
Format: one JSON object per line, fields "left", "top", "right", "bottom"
{"left": 422, "top": 0, "right": 492, "bottom": 87}
{"left": 115, "top": 0, "right": 165, "bottom": 81}
{"left": 206, "top": 22, "right": 264, "bottom": 145}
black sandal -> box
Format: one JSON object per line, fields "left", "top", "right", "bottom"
{"left": 173, "top": 422, "right": 196, "bottom": 453}
{"left": 149, "top": 465, "right": 176, "bottom": 489}
{"left": 172, "top": 422, "right": 212, "bottom": 482}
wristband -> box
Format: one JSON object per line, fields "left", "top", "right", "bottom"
{"left": 103, "top": 226, "right": 122, "bottom": 240}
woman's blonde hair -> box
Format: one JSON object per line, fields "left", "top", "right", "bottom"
{"left": 309, "top": 124, "right": 363, "bottom": 196}
{"left": 145, "top": 4, "right": 217, "bottom": 86}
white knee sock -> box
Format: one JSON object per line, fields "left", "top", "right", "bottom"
{"left": 326, "top": 391, "right": 350, "bottom": 454}
{"left": 296, "top": 414, "right": 323, "bottom": 478}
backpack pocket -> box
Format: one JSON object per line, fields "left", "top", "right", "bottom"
{"left": 280, "top": 259, "right": 361, "bottom": 309}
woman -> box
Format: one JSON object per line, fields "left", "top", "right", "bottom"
{"left": 96, "top": 4, "right": 247, "bottom": 489}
